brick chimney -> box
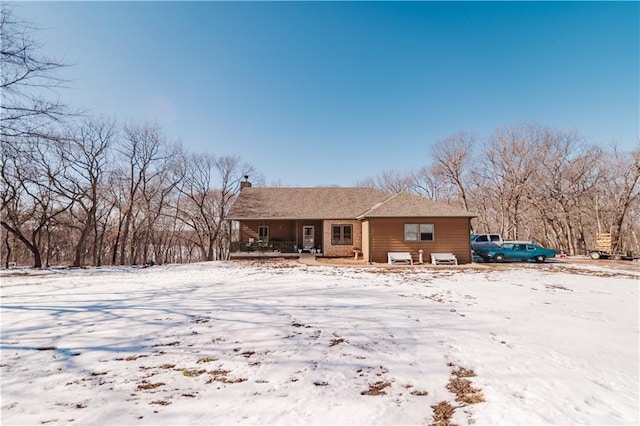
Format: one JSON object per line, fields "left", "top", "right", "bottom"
{"left": 240, "top": 175, "right": 252, "bottom": 190}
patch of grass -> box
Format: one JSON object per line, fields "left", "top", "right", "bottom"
{"left": 430, "top": 401, "right": 456, "bottom": 426}
{"left": 159, "top": 363, "right": 175, "bottom": 369}
{"left": 206, "top": 369, "right": 240, "bottom": 384}
{"left": 452, "top": 367, "right": 476, "bottom": 378}
{"left": 137, "top": 381, "right": 165, "bottom": 390}
{"left": 445, "top": 364, "right": 484, "bottom": 405}
{"left": 361, "top": 381, "right": 391, "bottom": 396}
{"left": 196, "top": 357, "right": 216, "bottom": 364}
{"left": 410, "top": 389, "right": 429, "bottom": 396}
{"left": 36, "top": 346, "right": 57, "bottom": 351}
{"left": 118, "top": 354, "right": 149, "bottom": 361}
{"left": 209, "top": 376, "right": 247, "bottom": 384}
{"left": 150, "top": 400, "right": 171, "bottom": 406}
{"left": 329, "top": 338, "right": 346, "bottom": 346}
{"left": 446, "top": 377, "right": 485, "bottom": 405}
{"left": 182, "top": 369, "right": 207, "bottom": 377}
{"left": 152, "top": 341, "right": 180, "bottom": 347}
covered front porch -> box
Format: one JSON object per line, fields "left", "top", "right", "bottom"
{"left": 228, "top": 219, "right": 324, "bottom": 258}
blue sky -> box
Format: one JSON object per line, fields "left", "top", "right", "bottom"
{"left": 13, "top": 1, "right": 639, "bottom": 187}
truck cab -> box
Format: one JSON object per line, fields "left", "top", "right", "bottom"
{"left": 471, "top": 234, "right": 503, "bottom": 251}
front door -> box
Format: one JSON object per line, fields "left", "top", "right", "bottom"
{"left": 302, "top": 226, "right": 314, "bottom": 250}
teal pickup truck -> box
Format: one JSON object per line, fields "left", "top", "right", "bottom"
{"left": 475, "top": 242, "right": 557, "bottom": 263}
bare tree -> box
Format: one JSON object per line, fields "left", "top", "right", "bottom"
{"left": 53, "top": 117, "right": 115, "bottom": 266}
{"left": 527, "top": 129, "right": 601, "bottom": 254}
{"left": 138, "top": 144, "right": 183, "bottom": 265}
{"left": 111, "top": 123, "right": 179, "bottom": 265}
{"left": 480, "top": 125, "right": 543, "bottom": 239}
{"left": 1, "top": 136, "right": 74, "bottom": 267}
{"left": 177, "top": 154, "right": 256, "bottom": 261}
{"left": 594, "top": 144, "right": 640, "bottom": 254}
{"left": 356, "top": 169, "right": 412, "bottom": 194}
{"left": 430, "top": 131, "right": 475, "bottom": 211}
{"left": 410, "top": 165, "right": 456, "bottom": 200}
{"left": 0, "top": 6, "right": 77, "bottom": 267}
{"left": 1, "top": 6, "right": 69, "bottom": 143}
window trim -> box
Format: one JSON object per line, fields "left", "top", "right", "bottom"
{"left": 331, "top": 224, "right": 353, "bottom": 245}
{"left": 404, "top": 223, "right": 435, "bottom": 243}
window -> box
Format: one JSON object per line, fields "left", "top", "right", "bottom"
{"left": 331, "top": 224, "right": 353, "bottom": 245}
{"left": 404, "top": 223, "right": 434, "bottom": 242}
{"left": 258, "top": 225, "right": 269, "bottom": 242}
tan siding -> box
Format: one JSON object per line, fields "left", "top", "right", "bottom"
{"left": 369, "top": 217, "right": 472, "bottom": 264}
{"left": 322, "top": 219, "right": 361, "bottom": 257}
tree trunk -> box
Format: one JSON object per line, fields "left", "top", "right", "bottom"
{"left": 73, "top": 207, "right": 95, "bottom": 267}
{"left": 4, "top": 234, "right": 11, "bottom": 269}
{"left": 1, "top": 221, "right": 43, "bottom": 268}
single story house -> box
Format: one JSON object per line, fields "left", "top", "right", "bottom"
{"left": 227, "top": 181, "right": 475, "bottom": 264}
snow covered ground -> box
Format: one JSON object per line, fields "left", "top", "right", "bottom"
{"left": 1, "top": 260, "right": 638, "bottom": 425}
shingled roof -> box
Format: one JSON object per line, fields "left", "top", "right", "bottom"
{"left": 227, "top": 187, "right": 388, "bottom": 220}
{"left": 227, "top": 187, "right": 474, "bottom": 220}
{"left": 358, "top": 192, "right": 473, "bottom": 218}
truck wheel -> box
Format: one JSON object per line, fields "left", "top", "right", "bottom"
{"left": 494, "top": 254, "right": 505, "bottom": 262}
{"left": 534, "top": 255, "right": 545, "bottom": 263}
{"left": 589, "top": 251, "right": 601, "bottom": 260}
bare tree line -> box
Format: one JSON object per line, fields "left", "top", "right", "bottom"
{"left": 1, "top": 7, "right": 258, "bottom": 268}
{"left": 1, "top": 114, "right": 259, "bottom": 268}
{"left": 359, "top": 127, "right": 640, "bottom": 256}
